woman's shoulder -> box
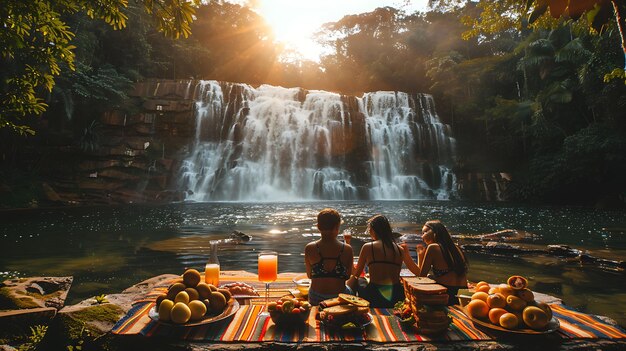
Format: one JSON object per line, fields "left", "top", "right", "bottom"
{"left": 304, "top": 241, "right": 318, "bottom": 252}
{"left": 426, "top": 243, "right": 442, "bottom": 251}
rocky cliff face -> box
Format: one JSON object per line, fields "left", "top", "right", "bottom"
{"left": 37, "top": 80, "right": 198, "bottom": 205}
{"left": 34, "top": 79, "right": 506, "bottom": 205}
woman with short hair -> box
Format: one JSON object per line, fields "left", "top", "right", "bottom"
{"left": 305, "top": 208, "right": 354, "bottom": 305}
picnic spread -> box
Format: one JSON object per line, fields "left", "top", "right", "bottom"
{"left": 111, "top": 270, "right": 626, "bottom": 343}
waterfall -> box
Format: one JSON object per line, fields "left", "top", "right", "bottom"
{"left": 178, "top": 81, "right": 456, "bottom": 201}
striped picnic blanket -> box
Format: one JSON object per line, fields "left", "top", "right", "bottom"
{"left": 112, "top": 274, "right": 626, "bottom": 342}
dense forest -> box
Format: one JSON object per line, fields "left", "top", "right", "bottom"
{"left": 1, "top": 0, "right": 625, "bottom": 207}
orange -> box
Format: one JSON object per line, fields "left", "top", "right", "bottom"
{"left": 488, "top": 307, "right": 507, "bottom": 325}
{"left": 499, "top": 312, "right": 519, "bottom": 329}
{"left": 466, "top": 299, "right": 489, "bottom": 319}
{"left": 475, "top": 281, "right": 489, "bottom": 289}
{"left": 471, "top": 291, "right": 489, "bottom": 302}
{"left": 486, "top": 293, "right": 506, "bottom": 309}
{"left": 477, "top": 285, "right": 490, "bottom": 293}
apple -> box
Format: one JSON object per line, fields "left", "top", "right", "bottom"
{"left": 486, "top": 293, "right": 506, "bottom": 309}
{"left": 506, "top": 295, "right": 527, "bottom": 311}
{"left": 522, "top": 306, "right": 550, "bottom": 330}
{"left": 499, "top": 313, "right": 519, "bottom": 329}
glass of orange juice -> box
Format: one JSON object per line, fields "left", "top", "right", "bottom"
{"left": 205, "top": 263, "right": 220, "bottom": 286}
{"left": 205, "top": 242, "right": 220, "bottom": 286}
{"left": 258, "top": 251, "right": 277, "bottom": 316}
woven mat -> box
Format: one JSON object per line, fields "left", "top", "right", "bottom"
{"left": 112, "top": 273, "right": 626, "bottom": 342}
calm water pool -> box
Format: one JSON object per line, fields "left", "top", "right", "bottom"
{"left": 1, "top": 201, "right": 624, "bottom": 326}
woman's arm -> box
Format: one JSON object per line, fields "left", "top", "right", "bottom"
{"left": 352, "top": 244, "right": 369, "bottom": 278}
{"left": 342, "top": 244, "right": 354, "bottom": 277}
{"left": 304, "top": 243, "right": 313, "bottom": 279}
{"left": 346, "top": 243, "right": 368, "bottom": 292}
{"left": 400, "top": 243, "right": 421, "bottom": 276}
{"left": 418, "top": 244, "right": 436, "bottom": 277}
{"left": 417, "top": 244, "right": 426, "bottom": 269}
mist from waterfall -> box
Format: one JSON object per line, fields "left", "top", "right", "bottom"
{"left": 178, "top": 80, "right": 456, "bottom": 201}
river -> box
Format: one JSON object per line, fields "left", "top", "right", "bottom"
{"left": 1, "top": 201, "right": 624, "bottom": 326}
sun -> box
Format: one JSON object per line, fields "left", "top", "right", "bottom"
{"left": 255, "top": 1, "right": 327, "bottom": 61}
{"left": 249, "top": 0, "right": 430, "bottom": 61}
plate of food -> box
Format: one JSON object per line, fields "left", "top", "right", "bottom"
{"left": 457, "top": 276, "right": 560, "bottom": 335}
{"left": 463, "top": 307, "right": 561, "bottom": 335}
{"left": 317, "top": 294, "right": 372, "bottom": 330}
{"left": 219, "top": 282, "right": 260, "bottom": 299}
{"left": 149, "top": 298, "right": 239, "bottom": 327}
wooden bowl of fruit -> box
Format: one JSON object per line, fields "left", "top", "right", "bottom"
{"left": 268, "top": 297, "right": 311, "bottom": 326}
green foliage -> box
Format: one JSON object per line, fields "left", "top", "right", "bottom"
{"left": 1, "top": 0, "right": 197, "bottom": 135}
{"left": 65, "top": 323, "right": 91, "bottom": 351}
{"left": 17, "top": 325, "right": 48, "bottom": 351}
{"left": 93, "top": 294, "right": 108, "bottom": 304}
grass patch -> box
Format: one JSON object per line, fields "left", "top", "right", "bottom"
{"left": 71, "top": 304, "right": 124, "bottom": 325}
{"left": 0, "top": 287, "right": 41, "bottom": 309}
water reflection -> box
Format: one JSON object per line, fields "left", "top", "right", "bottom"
{"left": 0, "top": 201, "right": 624, "bottom": 326}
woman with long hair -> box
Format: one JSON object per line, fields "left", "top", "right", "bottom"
{"left": 403, "top": 220, "right": 468, "bottom": 305}
{"left": 347, "top": 214, "right": 420, "bottom": 307}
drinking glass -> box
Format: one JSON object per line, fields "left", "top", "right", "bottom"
{"left": 257, "top": 251, "right": 278, "bottom": 316}
{"left": 343, "top": 230, "right": 352, "bottom": 245}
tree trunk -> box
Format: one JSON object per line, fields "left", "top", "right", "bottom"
{"left": 612, "top": 1, "right": 626, "bottom": 70}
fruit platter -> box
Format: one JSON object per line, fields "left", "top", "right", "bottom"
{"left": 149, "top": 269, "right": 240, "bottom": 326}
{"left": 267, "top": 297, "right": 312, "bottom": 326}
{"left": 459, "top": 275, "right": 560, "bottom": 334}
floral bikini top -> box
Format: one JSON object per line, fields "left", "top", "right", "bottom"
{"left": 310, "top": 242, "right": 349, "bottom": 280}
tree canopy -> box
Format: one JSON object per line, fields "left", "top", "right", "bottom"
{"left": 0, "top": 0, "right": 197, "bottom": 135}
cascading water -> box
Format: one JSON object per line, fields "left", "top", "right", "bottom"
{"left": 178, "top": 80, "right": 456, "bottom": 201}
{"left": 360, "top": 92, "right": 456, "bottom": 200}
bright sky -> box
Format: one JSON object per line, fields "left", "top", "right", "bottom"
{"left": 242, "top": 0, "right": 430, "bottom": 61}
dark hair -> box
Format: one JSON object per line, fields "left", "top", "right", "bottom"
{"left": 425, "top": 220, "right": 468, "bottom": 275}
{"left": 317, "top": 208, "right": 341, "bottom": 231}
{"left": 368, "top": 214, "right": 399, "bottom": 257}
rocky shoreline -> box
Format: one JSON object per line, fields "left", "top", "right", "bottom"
{"left": 1, "top": 273, "right": 625, "bottom": 351}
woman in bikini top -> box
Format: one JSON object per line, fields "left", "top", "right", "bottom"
{"left": 402, "top": 220, "right": 468, "bottom": 304}
{"left": 305, "top": 208, "right": 354, "bottom": 305}
{"left": 351, "top": 215, "right": 421, "bottom": 284}
{"left": 310, "top": 241, "right": 350, "bottom": 280}
{"left": 347, "top": 215, "right": 421, "bottom": 307}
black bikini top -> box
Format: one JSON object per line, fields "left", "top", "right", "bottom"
{"left": 310, "top": 242, "right": 349, "bottom": 280}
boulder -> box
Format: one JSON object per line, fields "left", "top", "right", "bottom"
{"left": 0, "top": 277, "right": 73, "bottom": 311}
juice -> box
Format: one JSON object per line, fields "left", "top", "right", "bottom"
{"left": 343, "top": 232, "right": 352, "bottom": 244}
{"left": 258, "top": 254, "right": 277, "bottom": 283}
{"left": 205, "top": 263, "right": 220, "bottom": 286}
